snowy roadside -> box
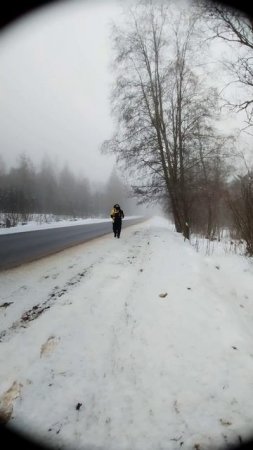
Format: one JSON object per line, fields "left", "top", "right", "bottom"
{"left": 1, "top": 217, "right": 253, "bottom": 450}
{"left": 0, "top": 216, "right": 142, "bottom": 235}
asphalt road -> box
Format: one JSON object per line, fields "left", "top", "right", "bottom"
{"left": 0, "top": 217, "right": 146, "bottom": 271}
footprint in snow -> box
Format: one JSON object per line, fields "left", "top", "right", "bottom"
{"left": 0, "top": 381, "right": 23, "bottom": 424}
{"left": 51, "top": 274, "right": 59, "bottom": 280}
{"left": 40, "top": 336, "right": 59, "bottom": 357}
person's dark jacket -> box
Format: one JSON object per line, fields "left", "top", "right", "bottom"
{"left": 110, "top": 206, "right": 124, "bottom": 222}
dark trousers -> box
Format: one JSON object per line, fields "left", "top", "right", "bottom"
{"left": 113, "top": 220, "right": 122, "bottom": 237}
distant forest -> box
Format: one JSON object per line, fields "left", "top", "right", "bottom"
{"left": 0, "top": 154, "right": 140, "bottom": 224}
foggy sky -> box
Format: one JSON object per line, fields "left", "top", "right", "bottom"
{"left": 0, "top": 0, "right": 121, "bottom": 183}
{"left": 0, "top": 0, "right": 252, "bottom": 186}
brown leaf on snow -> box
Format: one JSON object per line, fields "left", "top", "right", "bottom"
{"left": 220, "top": 418, "right": 232, "bottom": 426}
{"left": 40, "top": 336, "right": 58, "bottom": 357}
{"left": 0, "top": 381, "right": 23, "bottom": 424}
{"left": 159, "top": 292, "right": 168, "bottom": 298}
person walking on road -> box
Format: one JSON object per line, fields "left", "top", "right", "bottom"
{"left": 110, "top": 204, "right": 124, "bottom": 238}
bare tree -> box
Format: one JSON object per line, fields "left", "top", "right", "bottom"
{"left": 228, "top": 170, "right": 253, "bottom": 255}
{"left": 197, "top": 0, "right": 253, "bottom": 129}
{"left": 102, "top": 0, "right": 232, "bottom": 239}
{"left": 189, "top": 129, "right": 234, "bottom": 237}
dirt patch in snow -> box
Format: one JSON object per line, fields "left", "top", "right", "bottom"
{"left": 0, "top": 267, "right": 91, "bottom": 342}
{"left": 40, "top": 336, "right": 59, "bottom": 357}
{"left": 0, "top": 381, "right": 23, "bottom": 424}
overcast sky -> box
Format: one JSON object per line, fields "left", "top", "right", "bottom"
{"left": 0, "top": 0, "right": 252, "bottom": 187}
{"left": 0, "top": 0, "right": 122, "bottom": 183}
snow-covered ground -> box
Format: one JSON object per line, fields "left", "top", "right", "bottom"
{"left": 1, "top": 216, "right": 253, "bottom": 450}
{"left": 190, "top": 233, "right": 246, "bottom": 257}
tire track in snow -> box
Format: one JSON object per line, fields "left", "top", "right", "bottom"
{"left": 0, "top": 265, "right": 94, "bottom": 342}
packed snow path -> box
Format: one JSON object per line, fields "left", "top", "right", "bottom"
{"left": 1, "top": 217, "right": 253, "bottom": 450}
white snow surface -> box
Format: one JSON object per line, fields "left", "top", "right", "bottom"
{"left": 1, "top": 216, "right": 253, "bottom": 450}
